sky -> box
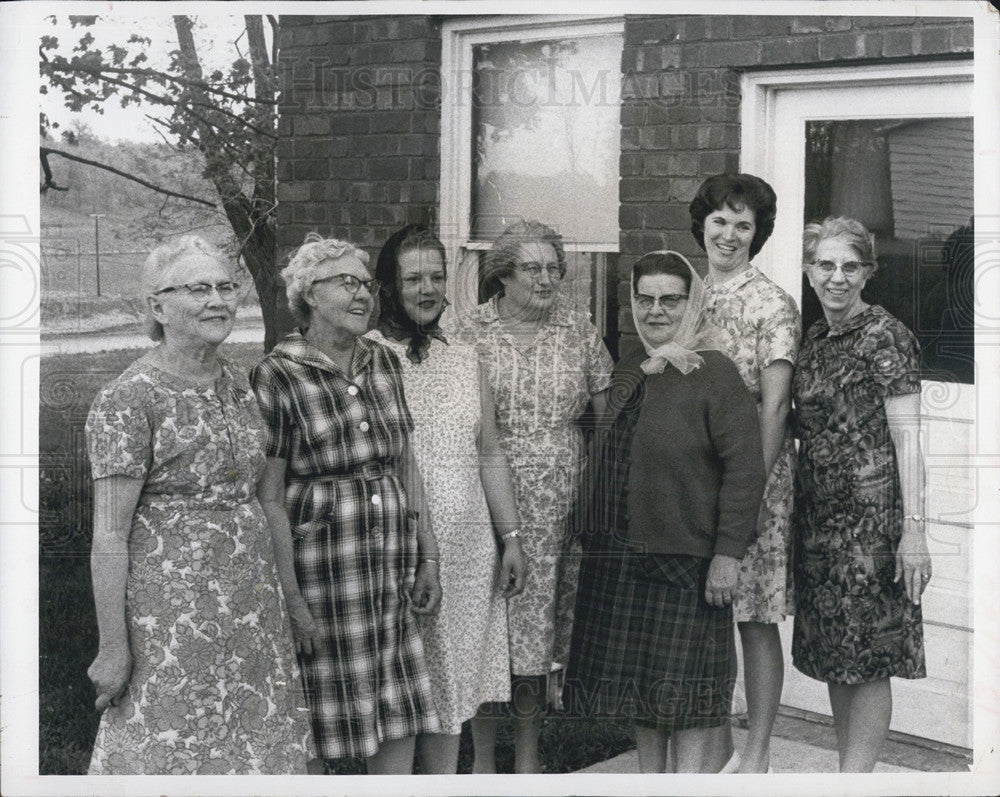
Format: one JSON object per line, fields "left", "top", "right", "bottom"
{"left": 40, "top": 12, "right": 268, "bottom": 143}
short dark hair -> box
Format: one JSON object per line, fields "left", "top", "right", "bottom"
{"left": 689, "top": 173, "right": 777, "bottom": 259}
{"left": 631, "top": 251, "right": 692, "bottom": 294}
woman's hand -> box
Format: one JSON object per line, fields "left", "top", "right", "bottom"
{"left": 705, "top": 553, "right": 740, "bottom": 608}
{"left": 896, "top": 522, "right": 932, "bottom": 604}
{"left": 499, "top": 538, "right": 527, "bottom": 598}
{"left": 409, "top": 561, "right": 442, "bottom": 615}
{"left": 88, "top": 645, "right": 132, "bottom": 711}
{"left": 287, "top": 597, "right": 319, "bottom": 656}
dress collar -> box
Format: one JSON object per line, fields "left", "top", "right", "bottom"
{"left": 807, "top": 304, "right": 882, "bottom": 340}
{"left": 271, "top": 331, "right": 374, "bottom": 376}
{"left": 704, "top": 264, "right": 759, "bottom": 295}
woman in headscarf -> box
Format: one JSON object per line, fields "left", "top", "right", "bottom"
{"left": 366, "top": 224, "right": 526, "bottom": 773}
{"left": 565, "top": 250, "right": 766, "bottom": 773}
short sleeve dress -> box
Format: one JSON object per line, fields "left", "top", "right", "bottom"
{"left": 85, "top": 358, "right": 313, "bottom": 775}
{"left": 366, "top": 330, "right": 511, "bottom": 734}
{"left": 791, "top": 305, "right": 926, "bottom": 684}
{"left": 456, "top": 297, "right": 613, "bottom": 675}
{"left": 703, "top": 265, "right": 801, "bottom": 621}
{"left": 250, "top": 333, "right": 440, "bottom": 759}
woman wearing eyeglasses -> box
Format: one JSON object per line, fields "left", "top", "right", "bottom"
{"left": 455, "top": 220, "right": 613, "bottom": 773}
{"left": 251, "top": 233, "right": 442, "bottom": 774}
{"left": 793, "top": 217, "right": 929, "bottom": 771}
{"left": 687, "top": 173, "right": 801, "bottom": 773}
{"left": 86, "top": 236, "right": 313, "bottom": 774}
{"left": 565, "top": 250, "right": 765, "bottom": 773}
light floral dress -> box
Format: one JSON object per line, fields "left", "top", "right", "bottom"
{"left": 85, "top": 358, "right": 313, "bottom": 775}
{"left": 367, "top": 331, "right": 511, "bottom": 733}
{"left": 457, "top": 297, "right": 613, "bottom": 675}
{"left": 703, "top": 266, "right": 801, "bottom": 622}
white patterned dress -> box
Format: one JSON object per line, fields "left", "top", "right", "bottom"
{"left": 85, "top": 358, "right": 313, "bottom": 775}
{"left": 457, "top": 297, "right": 613, "bottom": 675}
{"left": 703, "top": 265, "right": 801, "bottom": 622}
{"left": 367, "top": 331, "right": 511, "bottom": 734}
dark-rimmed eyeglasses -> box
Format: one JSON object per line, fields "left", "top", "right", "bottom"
{"left": 810, "top": 260, "right": 869, "bottom": 278}
{"left": 312, "top": 273, "right": 381, "bottom": 297}
{"left": 155, "top": 281, "right": 241, "bottom": 299}
{"left": 515, "top": 262, "right": 564, "bottom": 282}
{"left": 634, "top": 293, "right": 689, "bottom": 311}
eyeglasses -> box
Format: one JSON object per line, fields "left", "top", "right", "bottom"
{"left": 515, "top": 262, "right": 564, "bottom": 282}
{"left": 634, "top": 293, "right": 689, "bottom": 311}
{"left": 312, "top": 273, "right": 381, "bottom": 297}
{"left": 155, "top": 281, "right": 241, "bottom": 300}
{"left": 810, "top": 260, "right": 869, "bottom": 277}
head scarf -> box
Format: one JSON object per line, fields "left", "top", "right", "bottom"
{"left": 631, "top": 250, "right": 724, "bottom": 375}
{"left": 375, "top": 224, "right": 449, "bottom": 364}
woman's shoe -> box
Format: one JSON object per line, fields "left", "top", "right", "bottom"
{"left": 719, "top": 751, "right": 741, "bottom": 773}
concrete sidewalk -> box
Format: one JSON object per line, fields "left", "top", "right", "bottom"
{"left": 576, "top": 711, "right": 970, "bottom": 774}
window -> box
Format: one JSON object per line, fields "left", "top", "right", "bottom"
{"left": 441, "top": 16, "right": 623, "bottom": 337}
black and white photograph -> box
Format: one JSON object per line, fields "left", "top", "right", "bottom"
{"left": 2, "top": 1, "right": 999, "bottom": 795}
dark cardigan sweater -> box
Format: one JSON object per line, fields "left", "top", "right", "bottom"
{"left": 615, "top": 349, "right": 766, "bottom": 559}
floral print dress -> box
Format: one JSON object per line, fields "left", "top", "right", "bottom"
{"left": 792, "top": 305, "right": 926, "bottom": 683}
{"left": 457, "top": 297, "right": 613, "bottom": 675}
{"left": 85, "top": 358, "right": 313, "bottom": 775}
{"left": 703, "top": 265, "right": 801, "bottom": 622}
{"left": 366, "top": 331, "right": 511, "bottom": 734}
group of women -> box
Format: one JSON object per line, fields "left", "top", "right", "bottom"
{"left": 85, "top": 172, "right": 931, "bottom": 776}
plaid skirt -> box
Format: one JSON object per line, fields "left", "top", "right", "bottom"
{"left": 565, "top": 549, "right": 736, "bottom": 731}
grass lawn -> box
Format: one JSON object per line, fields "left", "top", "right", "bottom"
{"left": 38, "top": 344, "right": 633, "bottom": 775}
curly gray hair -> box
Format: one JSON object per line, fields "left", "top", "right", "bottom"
{"left": 282, "top": 233, "right": 371, "bottom": 327}
{"left": 802, "top": 217, "right": 878, "bottom": 272}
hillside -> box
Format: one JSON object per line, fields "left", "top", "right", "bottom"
{"left": 40, "top": 133, "right": 252, "bottom": 315}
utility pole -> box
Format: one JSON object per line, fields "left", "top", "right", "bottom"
{"left": 89, "top": 213, "right": 105, "bottom": 296}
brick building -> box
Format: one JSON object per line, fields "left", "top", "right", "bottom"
{"left": 277, "top": 11, "right": 975, "bottom": 751}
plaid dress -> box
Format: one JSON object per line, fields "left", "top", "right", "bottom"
{"left": 251, "top": 334, "right": 439, "bottom": 759}
{"left": 565, "top": 355, "right": 739, "bottom": 730}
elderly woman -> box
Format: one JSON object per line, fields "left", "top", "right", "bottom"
{"left": 367, "top": 223, "right": 526, "bottom": 774}
{"left": 566, "top": 250, "right": 766, "bottom": 773}
{"left": 688, "top": 173, "right": 801, "bottom": 772}
{"left": 250, "top": 233, "right": 442, "bottom": 775}
{"left": 85, "top": 236, "right": 313, "bottom": 774}
{"left": 793, "top": 217, "right": 929, "bottom": 771}
{"left": 455, "top": 219, "right": 613, "bottom": 773}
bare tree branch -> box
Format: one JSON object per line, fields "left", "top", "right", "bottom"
{"left": 40, "top": 147, "right": 216, "bottom": 207}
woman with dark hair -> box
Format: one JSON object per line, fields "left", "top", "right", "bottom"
{"left": 794, "top": 217, "right": 928, "bottom": 771}
{"left": 367, "top": 224, "right": 526, "bottom": 773}
{"left": 456, "top": 219, "right": 613, "bottom": 773}
{"left": 688, "top": 173, "right": 801, "bottom": 772}
{"left": 566, "top": 250, "right": 766, "bottom": 773}
{"left": 251, "top": 233, "right": 442, "bottom": 774}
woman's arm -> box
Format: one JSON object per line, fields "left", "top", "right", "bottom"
{"left": 885, "top": 392, "right": 931, "bottom": 604}
{"left": 88, "top": 475, "right": 143, "bottom": 710}
{"left": 476, "top": 365, "right": 526, "bottom": 597}
{"left": 590, "top": 389, "right": 609, "bottom": 428}
{"left": 399, "top": 440, "right": 442, "bottom": 615}
{"left": 257, "top": 457, "right": 318, "bottom": 654}
{"left": 759, "top": 360, "right": 793, "bottom": 478}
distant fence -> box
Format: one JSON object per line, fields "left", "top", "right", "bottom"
{"left": 41, "top": 242, "right": 149, "bottom": 298}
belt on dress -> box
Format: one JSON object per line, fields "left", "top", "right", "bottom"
{"left": 287, "top": 461, "right": 394, "bottom": 483}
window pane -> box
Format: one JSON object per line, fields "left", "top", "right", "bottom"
{"left": 471, "top": 35, "right": 622, "bottom": 246}
{"left": 804, "top": 117, "right": 974, "bottom": 383}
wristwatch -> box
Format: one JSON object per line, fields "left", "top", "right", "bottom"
{"left": 501, "top": 529, "right": 521, "bottom": 541}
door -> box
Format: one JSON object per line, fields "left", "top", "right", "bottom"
{"left": 743, "top": 62, "right": 974, "bottom": 749}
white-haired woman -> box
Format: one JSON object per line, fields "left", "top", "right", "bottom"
{"left": 86, "top": 236, "right": 313, "bottom": 774}
{"left": 251, "top": 233, "right": 442, "bottom": 774}
{"left": 793, "top": 217, "right": 929, "bottom": 771}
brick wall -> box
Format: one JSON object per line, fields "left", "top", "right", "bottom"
{"left": 617, "top": 13, "right": 973, "bottom": 342}
{"left": 276, "top": 15, "right": 442, "bottom": 263}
